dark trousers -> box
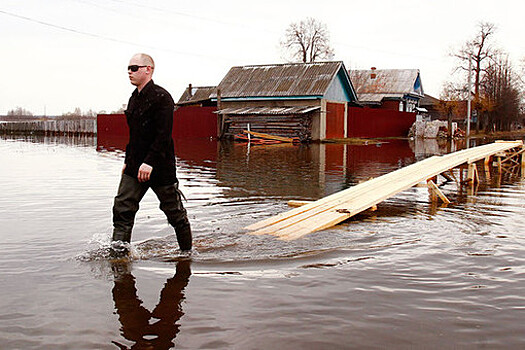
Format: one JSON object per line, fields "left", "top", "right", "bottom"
{"left": 112, "top": 174, "right": 192, "bottom": 250}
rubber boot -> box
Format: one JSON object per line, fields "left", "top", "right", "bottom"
{"left": 175, "top": 221, "right": 192, "bottom": 252}
{"left": 112, "top": 230, "right": 131, "bottom": 243}
{"left": 110, "top": 231, "right": 131, "bottom": 258}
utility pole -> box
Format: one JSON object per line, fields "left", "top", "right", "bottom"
{"left": 466, "top": 54, "right": 472, "bottom": 144}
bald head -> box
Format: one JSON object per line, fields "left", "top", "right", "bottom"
{"left": 132, "top": 53, "right": 155, "bottom": 70}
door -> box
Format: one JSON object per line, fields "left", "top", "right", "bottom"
{"left": 325, "top": 102, "right": 345, "bottom": 139}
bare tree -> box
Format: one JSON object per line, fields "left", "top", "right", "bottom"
{"left": 281, "top": 18, "right": 334, "bottom": 63}
{"left": 452, "top": 22, "right": 497, "bottom": 131}
{"left": 454, "top": 22, "right": 497, "bottom": 98}
{"left": 481, "top": 54, "right": 521, "bottom": 131}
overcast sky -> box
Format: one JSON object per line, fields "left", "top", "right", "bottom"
{"left": 1, "top": 0, "right": 524, "bottom": 115}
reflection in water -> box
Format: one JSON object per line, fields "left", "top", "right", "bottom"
{"left": 98, "top": 133, "right": 420, "bottom": 200}
{"left": 111, "top": 260, "right": 191, "bottom": 349}
{"left": 1, "top": 133, "right": 96, "bottom": 147}
{"left": 214, "top": 139, "right": 418, "bottom": 199}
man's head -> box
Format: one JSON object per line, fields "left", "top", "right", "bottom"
{"left": 128, "top": 53, "right": 155, "bottom": 91}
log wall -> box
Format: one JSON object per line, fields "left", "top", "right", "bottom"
{"left": 223, "top": 114, "right": 313, "bottom": 141}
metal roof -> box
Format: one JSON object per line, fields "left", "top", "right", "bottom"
{"left": 213, "top": 62, "right": 348, "bottom": 99}
{"left": 349, "top": 69, "right": 423, "bottom": 103}
{"left": 216, "top": 106, "right": 320, "bottom": 115}
{"left": 177, "top": 86, "right": 216, "bottom": 105}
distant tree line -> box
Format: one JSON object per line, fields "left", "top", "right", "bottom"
{"left": 2, "top": 106, "right": 122, "bottom": 121}
{"left": 55, "top": 107, "right": 97, "bottom": 120}
{"left": 3, "top": 107, "right": 35, "bottom": 121}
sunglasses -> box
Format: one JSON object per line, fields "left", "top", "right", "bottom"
{"left": 128, "top": 65, "right": 147, "bottom": 72}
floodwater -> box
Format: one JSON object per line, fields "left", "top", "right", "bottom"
{"left": 1, "top": 134, "right": 525, "bottom": 349}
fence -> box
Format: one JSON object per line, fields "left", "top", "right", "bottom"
{"left": 173, "top": 106, "right": 217, "bottom": 139}
{"left": 347, "top": 107, "right": 416, "bottom": 138}
{"left": 0, "top": 119, "right": 96, "bottom": 135}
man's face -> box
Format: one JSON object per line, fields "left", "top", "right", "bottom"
{"left": 127, "top": 56, "right": 150, "bottom": 88}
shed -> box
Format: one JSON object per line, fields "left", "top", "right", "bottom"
{"left": 213, "top": 61, "right": 357, "bottom": 142}
{"left": 349, "top": 68, "right": 424, "bottom": 112}
{"left": 174, "top": 85, "right": 218, "bottom": 139}
{"left": 176, "top": 85, "right": 217, "bottom": 107}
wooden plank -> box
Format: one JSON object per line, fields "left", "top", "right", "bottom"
{"left": 245, "top": 141, "right": 523, "bottom": 240}
{"left": 287, "top": 200, "right": 313, "bottom": 207}
{"left": 243, "top": 130, "right": 297, "bottom": 142}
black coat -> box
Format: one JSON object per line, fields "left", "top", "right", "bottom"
{"left": 124, "top": 80, "right": 177, "bottom": 185}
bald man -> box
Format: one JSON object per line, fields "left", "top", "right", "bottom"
{"left": 111, "top": 53, "right": 192, "bottom": 255}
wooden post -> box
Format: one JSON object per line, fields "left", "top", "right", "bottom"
{"left": 440, "top": 171, "right": 455, "bottom": 183}
{"left": 467, "top": 163, "right": 479, "bottom": 184}
{"left": 427, "top": 179, "right": 451, "bottom": 204}
{"left": 484, "top": 156, "right": 491, "bottom": 181}
{"left": 217, "top": 88, "right": 224, "bottom": 139}
{"left": 467, "top": 163, "right": 479, "bottom": 195}
{"left": 497, "top": 156, "right": 502, "bottom": 176}
{"left": 447, "top": 169, "right": 459, "bottom": 185}
{"left": 522, "top": 146, "right": 525, "bottom": 178}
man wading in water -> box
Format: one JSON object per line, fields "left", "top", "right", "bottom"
{"left": 111, "top": 53, "right": 192, "bottom": 256}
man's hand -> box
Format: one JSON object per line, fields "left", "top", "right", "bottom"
{"left": 138, "top": 163, "right": 153, "bottom": 182}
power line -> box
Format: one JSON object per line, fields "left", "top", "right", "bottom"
{"left": 0, "top": 8, "right": 230, "bottom": 60}
{"left": 105, "top": 0, "right": 280, "bottom": 33}
{"left": 1, "top": 6, "right": 443, "bottom": 66}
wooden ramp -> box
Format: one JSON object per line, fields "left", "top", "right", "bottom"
{"left": 245, "top": 140, "right": 524, "bottom": 240}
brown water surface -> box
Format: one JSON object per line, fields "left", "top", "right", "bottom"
{"left": 1, "top": 134, "right": 525, "bottom": 349}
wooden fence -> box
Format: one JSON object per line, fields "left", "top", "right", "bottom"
{"left": 0, "top": 119, "right": 96, "bottom": 135}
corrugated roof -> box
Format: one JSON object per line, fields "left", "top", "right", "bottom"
{"left": 177, "top": 86, "right": 216, "bottom": 105}
{"left": 214, "top": 62, "right": 345, "bottom": 98}
{"left": 349, "top": 69, "right": 423, "bottom": 103}
{"left": 216, "top": 106, "right": 320, "bottom": 115}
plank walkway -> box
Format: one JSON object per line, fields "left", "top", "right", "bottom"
{"left": 245, "top": 140, "right": 524, "bottom": 241}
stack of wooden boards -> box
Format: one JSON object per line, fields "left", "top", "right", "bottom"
{"left": 234, "top": 130, "right": 300, "bottom": 144}
{"left": 245, "top": 140, "right": 524, "bottom": 241}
